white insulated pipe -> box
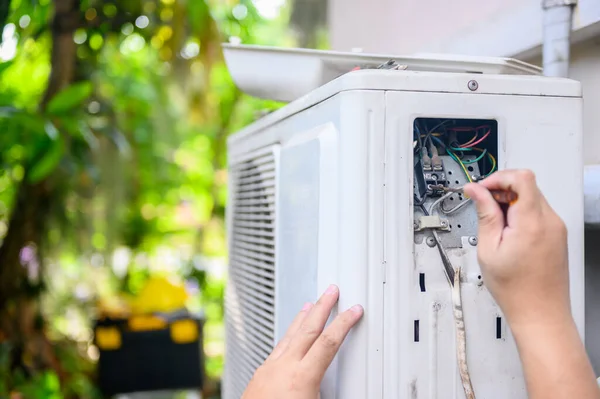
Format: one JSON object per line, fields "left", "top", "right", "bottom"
{"left": 585, "top": 165, "right": 600, "bottom": 228}
{"left": 541, "top": 1, "right": 600, "bottom": 226}
{"left": 542, "top": 0, "right": 576, "bottom": 77}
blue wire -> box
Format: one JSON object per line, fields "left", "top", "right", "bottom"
{"left": 431, "top": 136, "right": 445, "bottom": 147}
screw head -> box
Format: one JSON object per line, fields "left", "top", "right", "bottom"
{"left": 413, "top": 221, "right": 419, "bottom": 230}
{"left": 426, "top": 237, "right": 436, "bottom": 247}
{"left": 468, "top": 80, "right": 479, "bottom": 91}
{"left": 441, "top": 220, "right": 448, "bottom": 227}
{"left": 468, "top": 236, "right": 478, "bottom": 246}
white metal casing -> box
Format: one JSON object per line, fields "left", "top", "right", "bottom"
{"left": 224, "top": 69, "right": 584, "bottom": 399}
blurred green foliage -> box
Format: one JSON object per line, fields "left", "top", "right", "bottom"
{"left": 0, "top": 0, "right": 311, "bottom": 397}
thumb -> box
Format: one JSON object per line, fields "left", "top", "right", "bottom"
{"left": 464, "top": 183, "right": 504, "bottom": 246}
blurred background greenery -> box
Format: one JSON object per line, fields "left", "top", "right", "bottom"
{"left": 0, "top": 0, "right": 328, "bottom": 397}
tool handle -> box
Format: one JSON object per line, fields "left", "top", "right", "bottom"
{"left": 490, "top": 189, "right": 518, "bottom": 205}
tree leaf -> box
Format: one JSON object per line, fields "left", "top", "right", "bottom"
{"left": 46, "top": 81, "right": 93, "bottom": 115}
{"left": 0, "top": 60, "right": 14, "bottom": 76}
{"left": 27, "top": 137, "right": 64, "bottom": 183}
{"left": 187, "top": 0, "right": 210, "bottom": 36}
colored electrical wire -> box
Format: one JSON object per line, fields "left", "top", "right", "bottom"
{"left": 449, "top": 125, "right": 489, "bottom": 132}
{"left": 485, "top": 153, "right": 497, "bottom": 176}
{"left": 460, "top": 129, "right": 491, "bottom": 148}
{"left": 460, "top": 133, "right": 479, "bottom": 147}
{"left": 448, "top": 127, "right": 475, "bottom": 132}
{"left": 415, "top": 123, "right": 423, "bottom": 149}
{"left": 462, "top": 148, "right": 487, "bottom": 164}
{"left": 418, "top": 123, "right": 495, "bottom": 179}
{"left": 431, "top": 136, "right": 447, "bottom": 149}
{"left": 423, "top": 120, "right": 451, "bottom": 148}
{"left": 447, "top": 150, "right": 473, "bottom": 182}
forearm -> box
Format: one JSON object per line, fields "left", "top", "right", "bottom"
{"left": 511, "top": 314, "right": 599, "bottom": 399}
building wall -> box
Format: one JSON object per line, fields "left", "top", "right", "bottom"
{"left": 328, "top": 0, "right": 522, "bottom": 55}
{"left": 523, "top": 40, "right": 600, "bottom": 166}
{"left": 568, "top": 41, "right": 600, "bottom": 166}
{"left": 328, "top": 0, "right": 600, "bottom": 57}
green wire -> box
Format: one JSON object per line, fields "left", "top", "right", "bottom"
{"left": 447, "top": 150, "right": 472, "bottom": 182}
{"left": 462, "top": 149, "right": 487, "bottom": 164}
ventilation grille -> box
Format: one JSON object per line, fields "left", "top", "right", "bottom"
{"left": 225, "top": 147, "right": 277, "bottom": 398}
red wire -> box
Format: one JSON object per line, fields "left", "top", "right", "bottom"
{"left": 460, "top": 129, "right": 491, "bottom": 148}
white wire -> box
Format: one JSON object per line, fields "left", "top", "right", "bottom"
{"left": 441, "top": 198, "right": 472, "bottom": 215}
{"left": 428, "top": 191, "right": 454, "bottom": 215}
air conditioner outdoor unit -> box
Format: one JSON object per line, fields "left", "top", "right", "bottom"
{"left": 223, "top": 45, "right": 584, "bottom": 399}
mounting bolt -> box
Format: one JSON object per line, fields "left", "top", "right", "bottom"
{"left": 468, "top": 80, "right": 479, "bottom": 91}
{"left": 440, "top": 220, "right": 448, "bottom": 228}
{"left": 468, "top": 236, "right": 478, "bottom": 246}
{"left": 426, "top": 237, "right": 436, "bottom": 247}
{"left": 413, "top": 221, "right": 419, "bottom": 230}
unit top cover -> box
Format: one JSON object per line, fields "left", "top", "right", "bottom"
{"left": 222, "top": 43, "right": 543, "bottom": 102}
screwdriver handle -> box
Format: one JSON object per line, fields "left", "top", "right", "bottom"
{"left": 490, "top": 189, "right": 518, "bottom": 205}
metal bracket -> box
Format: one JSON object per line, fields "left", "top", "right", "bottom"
{"left": 376, "top": 60, "right": 408, "bottom": 70}
{"left": 414, "top": 215, "right": 450, "bottom": 232}
{"left": 542, "top": 0, "right": 577, "bottom": 9}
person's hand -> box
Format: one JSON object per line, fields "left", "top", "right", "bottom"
{"left": 464, "top": 170, "right": 570, "bottom": 327}
{"left": 242, "top": 285, "right": 363, "bottom": 399}
{"left": 466, "top": 170, "right": 600, "bottom": 398}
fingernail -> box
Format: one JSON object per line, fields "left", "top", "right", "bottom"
{"left": 350, "top": 304, "right": 364, "bottom": 315}
{"left": 325, "top": 285, "right": 339, "bottom": 295}
{"left": 302, "top": 302, "right": 313, "bottom": 311}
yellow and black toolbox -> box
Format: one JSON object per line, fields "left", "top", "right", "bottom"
{"left": 94, "top": 311, "right": 204, "bottom": 396}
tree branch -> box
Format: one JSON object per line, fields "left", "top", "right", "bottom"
{"left": 0, "top": 0, "right": 11, "bottom": 44}
{"left": 0, "top": 0, "right": 81, "bottom": 378}
{"left": 41, "top": 0, "right": 81, "bottom": 110}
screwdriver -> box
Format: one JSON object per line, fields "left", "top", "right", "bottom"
{"left": 472, "top": 176, "right": 519, "bottom": 205}
{"left": 440, "top": 186, "right": 518, "bottom": 205}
